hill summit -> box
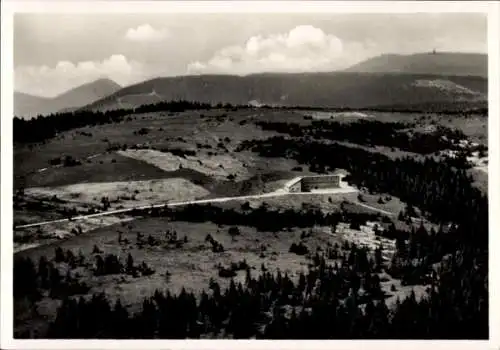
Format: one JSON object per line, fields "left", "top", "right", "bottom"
{"left": 345, "top": 52, "right": 487, "bottom": 77}
{"left": 15, "top": 78, "right": 122, "bottom": 119}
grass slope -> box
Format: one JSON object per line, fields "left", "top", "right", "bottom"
{"left": 83, "top": 72, "right": 487, "bottom": 112}
{"left": 19, "top": 152, "right": 175, "bottom": 188}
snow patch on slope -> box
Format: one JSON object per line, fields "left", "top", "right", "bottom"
{"left": 412, "top": 79, "right": 484, "bottom": 99}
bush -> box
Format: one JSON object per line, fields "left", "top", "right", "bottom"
{"left": 94, "top": 254, "right": 123, "bottom": 276}
{"left": 139, "top": 262, "right": 155, "bottom": 276}
{"left": 63, "top": 156, "right": 82, "bottom": 167}
{"left": 212, "top": 242, "right": 224, "bottom": 253}
{"left": 289, "top": 242, "right": 309, "bottom": 256}
{"left": 54, "top": 247, "right": 65, "bottom": 263}
{"left": 134, "top": 128, "right": 149, "bottom": 135}
{"left": 228, "top": 226, "right": 241, "bottom": 237}
{"left": 218, "top": 260, "right": 247, "bottom": 278}
{"left": 49, "top": 157, "right": 62, "bottom": 166}
{"left": 92, "top": 244, "right": 103, "bottom": 254}
{"left": 349, "top": 221, "right": 361, "bottom": 230}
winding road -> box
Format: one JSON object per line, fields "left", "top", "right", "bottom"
{"left": 15, "top": 181, "right": 397, "bottom": 231}
{"left": 15, "top": 186, "right": 361, "bottom": 230}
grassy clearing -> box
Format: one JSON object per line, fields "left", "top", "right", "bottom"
{"left": 24, "top": 178, "right": 210, "bottom": 210}
{"left": 118, "top": 149, "right": 250, "bottom": 180}
{"left": 18, "top": 152, "right": 174, "bottom": 189}
{"left": 468, "top": 168, "right": 488, "bottom": 194}
{"left": 15, "top": 219, "right": 339, "bottom": 321}
{"left": 348, "top": 191, "right": 406, "bottom": 216}
{"left": 435, "top": 115, "right": 487, "bottom": 145}
{"left": 14, "top": 215, "right": 135, "bottom": 253}
{"left": 219, "top": 192, "right": 348, "bottom": 212}
{"left": 14, "top": 109, "right": 256, "bottom": 175}
{"left": 15, "top": 212, "right": 423, "bottom": 337}
{"left": 14, "top": 109, "right": 287, "bottom": 189}
{"left": 333, "top": 141, "right": 428, "bottom": 161}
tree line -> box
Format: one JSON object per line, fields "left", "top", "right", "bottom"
{"left": 129, "top": 202, "right": 382, "bottom": 233}
{"left": 254, "top": 120, "right": 466, "bottom": 154}
{"left": 14, "top": 100, "right": 213, "bottom": 143}
{"left": 14, "top": 98, "right": 486, "bottom": 145}
{"left": 237, "top": 136, "right": 487, "bottom": 241}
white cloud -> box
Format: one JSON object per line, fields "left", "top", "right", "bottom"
{"left": 125, "top": 24, "right": 169, "bottom": 42}
{"left": 187, "top": 25, "right": 360, "bottom": 75}
{"left": 15, "top": 54, "right": 145, "bottom": 97}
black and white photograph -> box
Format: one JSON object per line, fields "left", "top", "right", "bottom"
{"left": 1, "top": 1, "right": 498, "bottom": 348}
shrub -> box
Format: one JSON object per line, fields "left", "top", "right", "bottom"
{"left": 92, "top": 244, "right": 103, "bottom": 254}
{"left": 49, "top": 157, "right": 62, "bottom": 166}
{"left": 63, "top": 155, "right": 82, "bottom": 167}
{"left": 54, "top": 247, "right": 65, "bottom": 263}
{"left": 139, "top": 262, "right": 155, "bottom": 276}
{"left": 134, "top": 128, "right": 149, "bottom": 135}
{"left": 241, "top": 202, "right": 251, "bottom": 210}
{"left": 289, "top": 242, "right": 309, "bottom": 256}
{"left": 349, "top": 221, "right": 361, "bottom": 230}
{"left": 228, "top": 226, "right": 240, "bottom": 237}
{"left": 218, "top": 267, "right": 237, "bottom": 278}
{"left": 212, "top": 242, "right": 224, "bottom": 253}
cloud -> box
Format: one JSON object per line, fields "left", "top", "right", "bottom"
{"left": 125, "top": 24, "right": 169, "bottom": 42}
{"left": 15, "top": 54, "right": 146, "bottom": 97}
{"left": 187, "top": 25, "right": 362, "bottom": 75}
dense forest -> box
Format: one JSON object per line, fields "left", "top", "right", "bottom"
{"left": 128, "top": 202, "right": 382, "bottom": 233}
{"left": 255, "top": 120, "right": 468, "bottom": 154}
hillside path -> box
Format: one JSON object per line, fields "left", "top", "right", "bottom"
{"left": 15, "top": 187, "right": 359, "bottom": 230}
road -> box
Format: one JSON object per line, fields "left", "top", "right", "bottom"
{"left": 15, "top": 186, "right": 360, "bottom": 230}
{"left": 344, "top": 200, "right": 395, "bottom": 216}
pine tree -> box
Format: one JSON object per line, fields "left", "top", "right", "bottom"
{"left": 112, "top": 298, "right": 130, "bottom": 338}
{"left": 126, "top": 253, "right": 135, "bottom": 274}
{"left": 374, "top": 246, "right": 383, "bottom": 272}
{"left": 54, "top": 247, "right": 65, "bottom": 263}
{"left": 38, "top": 256, "right": 50, "bottom": 289}
{"left": 94, "top": 255, "right": 105, "bottom": 276}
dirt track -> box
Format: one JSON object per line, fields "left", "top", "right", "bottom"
{"left": 15, "top": 184, "right": 359, "bottom": 230}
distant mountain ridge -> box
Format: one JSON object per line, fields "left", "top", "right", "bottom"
{"left": 14, "top": 78, "right": 122, "bottom": 118}
{"left": 82, "top": 71, "right": 487, "bottom": 112}
{"left": 345, "top": 52, "right": 487, "bottom": 77}
{"left": 17, "top": 52, "right": 487, "bottom": 116}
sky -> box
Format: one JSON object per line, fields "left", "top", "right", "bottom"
{"left": 14, "top": 13, "right": 487, "bottom": 97}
